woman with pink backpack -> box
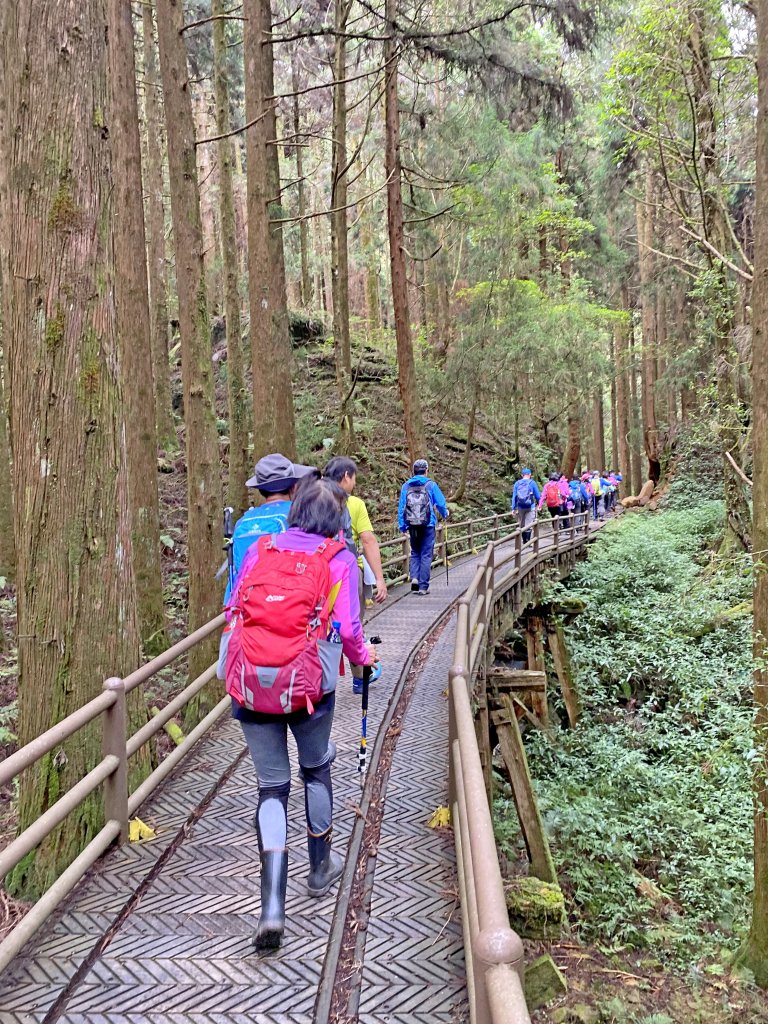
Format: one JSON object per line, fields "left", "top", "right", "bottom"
{"left": 222, "top": 479, "right": 378, "bottom": 952}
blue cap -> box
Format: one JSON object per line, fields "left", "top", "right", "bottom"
{"left": 521, "top": 467, "right": 532, "bottom": 475}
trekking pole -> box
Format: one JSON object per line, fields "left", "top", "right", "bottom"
{"left": 223, "top": 506, "right": 235, "bottom": 595}
{"left": 444, "top": 521, "right": 450, "bottom": 587}
{"left": 358, "top": 635, "right": 382, "bottom": 786}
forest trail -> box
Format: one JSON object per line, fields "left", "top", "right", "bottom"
{"left": 0, "top": 520, "right": 609, "bottom": 1023}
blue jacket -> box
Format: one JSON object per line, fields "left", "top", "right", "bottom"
{"left": 511, "top": 477, "right": 541, "bottom": 511}
{"left": 569, "top": 481, "right": 591, "bottom": 504}
{"left": 224, "top": 500, "right": 291, "bottom": 602}
{"left": 398, "top": 475, "right": 449, "bottom": 530}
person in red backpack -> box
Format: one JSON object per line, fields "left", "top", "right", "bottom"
{"left": 539, "top": 473, "right": 567, "bottom": 528}
{"left": 224, "top": 480, "right": 378, "bottom": 952}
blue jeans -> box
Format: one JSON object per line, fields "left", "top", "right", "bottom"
{"left": 409, "top": 525, "right": 436, "bottom": 590}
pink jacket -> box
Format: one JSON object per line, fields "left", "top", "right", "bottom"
{"left": 229, "top": 527, "right": 370, "bottom": 666}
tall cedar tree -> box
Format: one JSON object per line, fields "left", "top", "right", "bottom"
{"left": 244, "top": 0, "right": 297, "bottom": 459}
{"left": 384, "top": 0, "right": 426, "bottom": 463}
{"left": 331, "top": 0, "right": 355, "bottom": 451}
{"left": 0, "top": 0, "right": 150, "bottom": 898}
{"left": 156, "top": 0, "right": 223, "bottom": 709}
{"left": 142, "top": 4, "right": 177, "bottom": 451}
{"left": 108, "top": 0, "right": 168, "bottom": 656}
{"left": 212, "top": 0, "right": 251, "bottom": 515}
{"left": 743, "top": 0, "right": 768, "bottom": 987}
{"left": 635, "top": 167, "right": 660, "bottom": 483}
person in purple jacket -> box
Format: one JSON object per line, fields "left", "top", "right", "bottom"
{"left": 226, "top": 480, "right": 378, "bottom": 952}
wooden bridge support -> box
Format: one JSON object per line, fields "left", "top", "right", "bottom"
{"left": 523, "top": 616, "right": 549, "bottom": 724}
{"left": 545, "top": 620, "right": 581, "bottom": 728}
{"left": 492, "top": 695, "right": 557, "bottom": 884}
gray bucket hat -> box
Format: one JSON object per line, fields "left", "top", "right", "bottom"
{"left": 246, "top": 453, "right": 316, "bottom": 492}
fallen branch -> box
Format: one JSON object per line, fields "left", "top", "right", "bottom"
{"left": 726, "top": 450, "right": 753, "bottom": 487}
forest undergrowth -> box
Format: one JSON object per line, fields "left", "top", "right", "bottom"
{"left": 496, "top": 457, "right": 768, "bottom": 1021}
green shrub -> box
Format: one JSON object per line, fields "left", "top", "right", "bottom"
{"left": 500, "top": 501, "right": 755, "bottom": 966}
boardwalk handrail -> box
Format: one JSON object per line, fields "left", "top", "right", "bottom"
{"left": 448, "top": 511, "right": 591, "bottom": 1023}
{"left": 0, "top": 506, "right": 519, "bottom": 976}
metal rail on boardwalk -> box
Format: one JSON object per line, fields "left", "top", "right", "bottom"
{"left": 0, "top": 506, "right": 520, "bottom": 976}
{"left": 448, "top": 511, "right": 592, "bottom": 1024}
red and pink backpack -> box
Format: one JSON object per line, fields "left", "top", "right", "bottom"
{"left": 225, "top": 535, "right": 345, "bottom": 715}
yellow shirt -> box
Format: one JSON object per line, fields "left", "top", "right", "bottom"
{"left": 347, "top": 495, "right": 373, "bottom": 568}
{"left": 347, "top": 495, "right": 373, "bottom": 546}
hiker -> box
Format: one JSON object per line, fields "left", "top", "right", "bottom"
{"left": 511, "top": 467, "right": 540, "bottom": 543}
{"left": 589, "top": 471, "right": 604, "bottom": 520}
{"left": 323, "top": 456, "right": 387, "bottom": 606}
{"left": 224, "top": 453, "right": 317, "bottom": 602}
{"left": 398, "top": 458, "right": 449, "bottom": 595}
{"left": 222, "top": 480, "right": 378, "bottom": 953}
{"left": 539, "top": 473, "right": 567, "bottom": 528}
{"left": 568, "top": 475, "right": 590, "bottom": 521}
{"left": 580, "top": 473, "right": 594, "bottom": 519}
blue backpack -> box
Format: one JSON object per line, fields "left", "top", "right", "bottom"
{"left": 515, "top": 479, "right": 535, "bottom": 509}
{"left": 230, "top": 504, "right": 290, "bottom": 584}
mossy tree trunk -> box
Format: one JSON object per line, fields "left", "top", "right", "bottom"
{"left": 108, "top": 0, "right": 167, "bottom": 657}
{"left": 244, "top": 0, "right": 297, "bottom": 460}
{"left": 0, "top": 342, "right": 16, "bottom": 582}
{"left": 330, "top": 0, "right": 355, "bottom": 453}
{"left": 384, "top": 0, "right": 426, "bottom": 464}
{"left": 635, "top": 168, "right": 661, "bottom": 483}
{"left": 0, "top": 0, "right": 149, "bottom": 898}
{"left": 156, "top": 0, "right": 223, "bottom": 711}
{"left": 141, "top": 3, "right": 176, "bottom": 452}
{"left": 290, "top": 51, "right": 312, "bottom": 308}
{"left": 560, "top": 413, "right": 580, "bottom": 478}
{"left": 212, "top": 0, "right": 250, "bottom": 516}
{"left": 744, "top": 0, "right": 768, "bottom": 984}
{"left": 615, "top": 292, "right": 631, "bottom": 495}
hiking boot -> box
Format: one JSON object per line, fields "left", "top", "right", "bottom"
{"left": 410, "top": 578, "right": 419, "bottom": 592}
{"left": 307, "top": 828, "right": 344, "bottom": 897}
{"left": 253, "top": 849, "right": 288, "bottom": 952}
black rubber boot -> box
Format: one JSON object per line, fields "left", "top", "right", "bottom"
{"left": 253, "top": 849, "right": 288, "bottom": 952}
{"left": 306, "top": 828, "right": 344, "bottom": 897}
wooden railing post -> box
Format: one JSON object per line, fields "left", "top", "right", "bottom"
{"left": 401, "top": 531, "right": 410, "bottom": 579}
{"left": 102, "top": 677, "right": 128, "bottom": 843}
{"left": 493, "top": 513, "right": 500, "bottom": 540}
{"left": 469, "top": 519, "right": 475, "bottom": 551}
{"left": 533, "top": 518, "right": 540, "bottom": 556}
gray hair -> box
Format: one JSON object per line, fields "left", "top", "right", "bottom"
{"left": 288, "top": 479, "right": 345, "bottom": 538}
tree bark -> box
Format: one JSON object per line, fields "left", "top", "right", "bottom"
{"left": 244, "top": 0, "right": 296, "bottom": 460}
{"left": 330, "top": 0, "right": 355, "bottom": 452}
{"left": 686, "top": 0, "right": 751, "bottom": 550}
{"left": 636, "top": 169, "right": 661, "bottom": 482}
{"left": 0, "top": 0, "right": 149, "bottom": 897}
{"left": 615, "top": 298, "right": 631, "bottom": 496}
{"left": 156, "top": 0, "right": 223, "bottom": 709}
{"left": 108, "top": 0, "right": 167, "bottom": 657}
{"left": 141, "top": 3, "right": 176, "bottom": 451}
{"left": 384, "top": 0, "right": 426, "bottom": 463}
{"left": 592, "top": 390, "right": 606, "bottom": 472}
{"left": 0, "top": 341, "right": 15, "bottom": 581}
{"left": 360, "top": 166, "right": 381, "bottom": 334}
{"left": 743, "top": 0, "right": 768, "bottom": 984}
{"left": 213, "top": 0, "right": 250, "bottom": 516}
{"left": 629, "top": 325, "right": 643, "bottom": 495}
{"left": 609, "top": 336, "right": 619, "bottom": 471}
{"left": 291, "top": 52, "right": 312, "bottom": 308}
{"left": 262, "top": 0, "right": 296, "bottom": 457}
{"left": 561, "top": 414, "right": 581, "bottom": 479}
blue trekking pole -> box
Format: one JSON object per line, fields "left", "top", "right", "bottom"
{"left": 358, "top": 636, "right": 382, "bottom": 786}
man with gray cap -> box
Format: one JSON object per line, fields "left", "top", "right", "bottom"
{"left": 397, "top": 458, "right": 449, "bottom": 595}
{"left": 224, "top": 453, "right": 317, "bottom": 602}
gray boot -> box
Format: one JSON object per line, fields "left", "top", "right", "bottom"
{"left": 307, "top": 828, "right": 344, "bottom": 897}
{"left": 253, "top": 849, "right": 288, "bottom": 952}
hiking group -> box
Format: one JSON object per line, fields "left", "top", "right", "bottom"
{"left": 511, "top": 466, "right": 621, "bottom": 541}
{"left": 216, "top": 453, "right": 448, "bottom": 952}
